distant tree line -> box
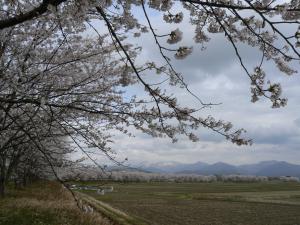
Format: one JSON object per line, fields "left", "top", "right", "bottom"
{"left": 59, "top": 167, "right": 300, "bottom": 183}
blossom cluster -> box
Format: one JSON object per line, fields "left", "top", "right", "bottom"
{"left": 163, "top": 12, "right": 183, "bottom": 23}
{"left": 167, "top": 28, "right": 183, "bottom": 44}
{"left": 174, "top": 46, "right": 193, "bottom": 59}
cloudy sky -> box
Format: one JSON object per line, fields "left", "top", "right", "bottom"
{"left": 93, "top": 6, "right": 300, "bottom": 166}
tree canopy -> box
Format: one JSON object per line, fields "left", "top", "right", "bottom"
{"left": 0, "top": 0, "right": 299, "bottom": 195}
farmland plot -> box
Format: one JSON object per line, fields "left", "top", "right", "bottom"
{"left": 81, "top": 182, "right": 300, "bottom": 225}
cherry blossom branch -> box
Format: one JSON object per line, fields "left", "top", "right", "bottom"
{"left": 180, "top": 0, "right": 300, "bottom": 12}
{"left": 0, "top": 0, "right": 66, "bottom": 30}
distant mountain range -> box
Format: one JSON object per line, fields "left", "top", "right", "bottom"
{"left": 139, "top": 161, "right": 300, "bottom": 177}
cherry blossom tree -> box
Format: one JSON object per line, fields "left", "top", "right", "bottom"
{"left": 0, "top": 0, "right": 299, "bottom": 195}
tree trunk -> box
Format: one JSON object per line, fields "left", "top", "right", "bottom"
{"left": 0, "top": 158, "right": 6, "bottom": 197}
{"left": 22, "top": 175, "right": 27, "bottom": 187}
{"left": 0, "top": 176, "right": 5, "bottom": 197}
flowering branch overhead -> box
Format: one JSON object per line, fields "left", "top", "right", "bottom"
{"left": 0, "top": 0, "right": 299, "bottom": 194}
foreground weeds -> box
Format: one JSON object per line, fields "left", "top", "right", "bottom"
{"left": 0, "top": 181, "right": 112, "bottom": 225}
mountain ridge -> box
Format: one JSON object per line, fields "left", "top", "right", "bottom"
{"left": 140, "top": 160, "right": 300, "bottom": 177}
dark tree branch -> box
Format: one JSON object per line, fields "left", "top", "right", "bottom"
{"left": 0, "top": 0, "right": 66, "bottom": 30}
{"left": 180, "top": 0, "right": 300, "bottom": 12}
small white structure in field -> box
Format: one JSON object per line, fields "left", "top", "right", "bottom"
{"left": 97, "top": 189, "right": 105, "bottom": 195}
{"left": 106, "top": 186, "right": 114, "bottom": 192}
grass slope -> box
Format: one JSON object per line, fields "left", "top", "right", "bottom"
{"left": 0, "top": 181, "right": 111, "bottom": 225}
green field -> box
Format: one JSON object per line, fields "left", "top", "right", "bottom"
{"left": 81, "top": 181, "right": 300, "bottom": 225}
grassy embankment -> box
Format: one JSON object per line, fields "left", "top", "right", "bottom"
{"left": 0, "top": 181, "right": 112, "bottom": 225}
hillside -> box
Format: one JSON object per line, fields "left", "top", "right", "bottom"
{"left": 141, "top": 160, "right": 300, "bottom": 177}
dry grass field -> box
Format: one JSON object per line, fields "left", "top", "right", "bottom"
{"left": 81, "top": 181, "right": 300, "bottom": 225}
{"left": 0, "top": 181, "right": 111, "bottom": 225}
